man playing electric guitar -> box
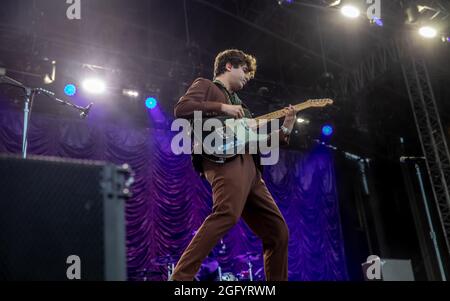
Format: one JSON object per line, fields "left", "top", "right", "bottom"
{"left": 171, "top": 49, "right": 296, "bottom": 281}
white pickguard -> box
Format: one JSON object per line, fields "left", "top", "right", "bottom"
{"left": 213, "top": 118, "right": 269, "bottom": 155}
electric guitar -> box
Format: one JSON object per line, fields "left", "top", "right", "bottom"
{"left": 193, "top": 98, "right": 334, "bottom": 160}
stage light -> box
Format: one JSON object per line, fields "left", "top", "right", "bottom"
{"left": 64, "top": 84, "right": 77, "bottom": 96}
{"left": 122, "top": 89, "right": 140, "bottom": 98}
{"left": 322, "top": 125, "right": 334, "bottom": 136}
{"left": 43, "top": 60, "right": 56, "bottom": 84}
{"left": 405, "top": 5, "right": 420, "bottom": 24}
{"left": 145, "top": 97, "right": 158, "bottom": 109}
{"left": 419, "top": 26, "right": 437, "bottom": 38}
{"left": 296, "top": 117, "right": 310, "bottom": 124}
{"left": 341, "top": 5, "right": 360, "bottom": 19}
{"left": 327, "top": 0, "right": 341, "bottom": 7}
{"left": 82, "top": 78, "right": 106, "bottom": 94}
{"left": 371, "top": 17, "right": 383, "bottom": 27}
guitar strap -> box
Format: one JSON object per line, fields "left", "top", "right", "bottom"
{"left": 213, "top": 79, "right": 252, "bottom": 118}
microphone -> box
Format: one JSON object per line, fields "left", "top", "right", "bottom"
{"left": 80, "top": 102, "right": 94, "bottom": 119}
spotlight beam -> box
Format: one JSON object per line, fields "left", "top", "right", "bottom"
{"left": 82, "top": 78, "right": 106, "bottom": 94}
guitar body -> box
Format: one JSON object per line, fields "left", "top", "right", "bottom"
{"left": 194, "top": 117, "right": 269, "bottom": 159}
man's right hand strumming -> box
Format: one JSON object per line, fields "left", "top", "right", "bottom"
{"left": 221, "top": 104, "right": 245, "bottom": 119}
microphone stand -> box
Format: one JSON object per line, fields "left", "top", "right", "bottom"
{"left": 0, "top": 74, "right": 94, "bottom": 159}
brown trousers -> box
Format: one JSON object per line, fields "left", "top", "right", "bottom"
{"left": 171, "top": 154, "right": 289, "bottom": 281}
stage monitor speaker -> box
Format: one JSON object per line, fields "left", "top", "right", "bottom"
{"left": 0, "top": 155, "right": 132, "bottom": 280}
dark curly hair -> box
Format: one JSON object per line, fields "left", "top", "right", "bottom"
{"left": 213, "top": 49, "right": 257, "bottom": 79}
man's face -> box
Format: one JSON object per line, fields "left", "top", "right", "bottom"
{"left": 227, "top": 63, "right": 250, "bottom": 91}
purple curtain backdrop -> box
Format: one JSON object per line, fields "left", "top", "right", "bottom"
{"left": 0, "top": 107, "right": 348, "bottom": 281}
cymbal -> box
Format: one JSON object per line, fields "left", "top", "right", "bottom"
{"left": 151, "top": 255, "right": 178, "bottom": 266}
{"left": 235, "top": 252, "right": 261, "bottom": 263}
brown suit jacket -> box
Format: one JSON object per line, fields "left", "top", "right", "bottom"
{"left": 174, "top": 77, "right": 290, "bottom": 175}
{"left": 174, "top": 78, "right": 228, "bottom": 119}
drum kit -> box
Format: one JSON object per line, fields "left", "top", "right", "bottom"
{"left": 147, "top": 251, "right": 263, "bottom": 281}
{"left": 141, "top": 234, "right": 264, "bottom": 281}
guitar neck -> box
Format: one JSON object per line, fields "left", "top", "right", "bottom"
{"left": 255, "top": 101, "right": 313, "bottom": 121}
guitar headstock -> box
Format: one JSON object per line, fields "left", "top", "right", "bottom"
{"left": 307, "top": 98, "right": 334, "bottom": 107}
